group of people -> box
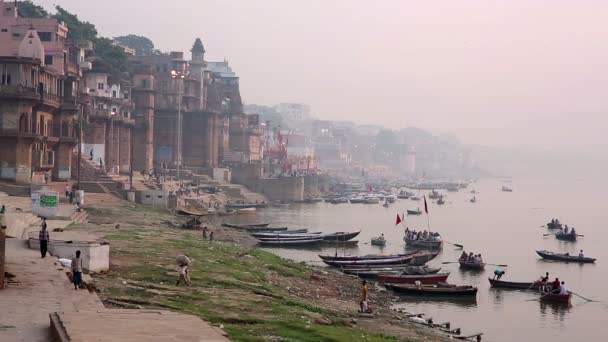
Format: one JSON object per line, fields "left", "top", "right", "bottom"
{"left": 404, "top": 228, "right": 441, "bottom": 241}
{"left": 550, "top": 219, "right": 577, "bottom": 236}
{"left": 539, "top": 272, "right": 569, "bottom": 295}
{"left": 460, "top": 251, "right": 484, "bottom": 264}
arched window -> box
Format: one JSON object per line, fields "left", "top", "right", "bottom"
{"left": 19, "top": 113, "right": 28, "bottom": 133}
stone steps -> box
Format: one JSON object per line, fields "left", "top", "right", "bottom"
{"left": 70, "top": 210, "right": 89, "bottom": 224}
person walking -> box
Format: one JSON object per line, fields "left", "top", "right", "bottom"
{"left": 71, "top": 250, "right": 83, "bottom": 290}
{"left": 39, "top": 218, "right": 49, "bottom": 258}
{"left": 64, "top": 183, "right": 70, "bottom": 198}
{"left": 0, "top": 204, "right": 5, "bottom": 214}
{"left": 68, "top": 190, "right": 74, "bottom": 204}
{"left": 175, "top": 254, "right": 192, "bottom": 286}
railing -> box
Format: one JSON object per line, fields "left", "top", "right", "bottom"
{"left": 0, "top": 85, "right": 39, "bottom": 99}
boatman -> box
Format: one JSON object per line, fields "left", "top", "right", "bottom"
{"left": 559, "top": 281, "right": 569, "bottom": 295}
{"left": 493, "top": 268, "right": 505, "bottom": 280}
{"left": 579, "top": 250, "right": 585, "bottom": 258}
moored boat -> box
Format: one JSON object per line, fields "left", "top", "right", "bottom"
{"left": 318, "top": 252, "right": 417, "bottom": 262}
{"left": 322, "top": 231, "right": 360, "bottom": 241}
{"left": 385, "top": 283, "right": 477, "bottom": 296}
{"left": 257, "top": 237, "right": 324, "bottom": 246}
{"left": 458, "top": 259, "right": 486, "bottom": 270}
{"left": 488, "top": 278, "right": 542, "bottom": 290}
{"left": 546, "top": 221, "right": 562, "bottom": 230}
{"left": 428, "top": 190, "right": 442, "bottom": 199}
{"left": 251, "top": 232, "right": 321, "bottom": 239}
{"left": 226, "top": 203, "right": 267, "bottom": 209}
{"left": 540, "top": 290, "right": 571, "bottom": 303}
{"left": 502, "top": 186, "right": 513, "bottom": 192}
{"left": 407, "top": 209, "right": 422, "bottom": 215}
{"left": 437, "top": 197, "right": 445, "bottom": 205}
{"left": 237, "top": 207, "right": 256, "bottom": 214}
{"left": 536, "top": 250, "right": 595, "bottom": 263}
{"left": 377, "top": 273, "right": 450, "bottom": 284}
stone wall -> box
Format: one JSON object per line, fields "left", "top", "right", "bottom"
{"left": 253, "top": 177, "right": 304, "bottom": 202}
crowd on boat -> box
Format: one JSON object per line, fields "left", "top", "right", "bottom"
{"left": 404, "top": 228, "right": 441, "bottom": 241}
{"left": 538, "top": 272, "right": 570, "bottom": 295}
{"left": 460, "top": 251, "right": 484, "bottom": 265}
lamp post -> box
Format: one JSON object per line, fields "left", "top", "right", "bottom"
{"left": 171, "top": 70, "right": 185, "bottom": 184}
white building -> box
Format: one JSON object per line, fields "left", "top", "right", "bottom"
{"left": 274, "top": 103, "right": 311, "bottom": 122}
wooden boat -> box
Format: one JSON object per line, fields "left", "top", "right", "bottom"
{"left": 469, "top": 197, "right": 476, "bottom": 203}
{"left": 407, "top": 209, "right": 422, "bottom": 215}
{"left": 546, "top": 222, "right": 562, "bottom": 230}
{"left": 349, "top": 197, "right": 366, "bottom": 204}
{"left": 540, "top": 290, "right": 571, "bottom": 303}
{"left": 363, "top": 197, "right": 380, "bottom": 204}
{"left": 319, "top": 252, "right": 417, "bottom": 262}
{"left": 437, "top": 197, "right": 445, "bottom": 205}
{"left": 488, "top": 278, "right": 542, "bottom": 290}
{"left": 409, "top": 251, "right": 440, "bottom": 266}
{"left": 257, "top": 237, "right": 323, "bottom": 246}
{"left": 322, "top": 253, "right": 426, "bottom": 267}
{"left": 458, "top": 259, "right": 486, "bottom": 270}
{"left": 237, "top": 207, "right": 256, "bottom": 214}
{"left": 327, "top": 198, "right": 348, "bottom": 204}
{"left": 554, "top": 232, "right": 577, "bottom": 242}
{"left": 385, "top": 283, "right": 477, "bottom": 296}
{"left": 343, "top": 266, "right": 441, "bottom": 278}
{"left": 410, "top": 196, "right": 421, "bottom": 201}
{"left": 322, "top": 231, "right": 360, "bottom": 241}
{"left": 536, "top": 250, "right": 595, "bottom": 263}
{"left": 176, "top": 206, "right": 208, "bottom": 216}
{"left": 371, "top": 236, "right": 386, "bottom": 246}
{"left": 218, "top": 209, "right": 236, "bottom": 216}
{"left": 222, "top": 223, "right": 269, "bottom": 229}
{"left": 251, "top": 232, "right": 320, "bottom": 238}
{"left": 502, "top": 186, "right": 513, "bottom": 192}
{"left": 377, "top": 273, "right": 450, "bottom": 284}
{"left": 404, "top": 237, "right": 443, "bottom": 249}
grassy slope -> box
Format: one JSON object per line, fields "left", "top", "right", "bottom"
{"left": 81, "top": 204, "right": 411, "bottom": 342}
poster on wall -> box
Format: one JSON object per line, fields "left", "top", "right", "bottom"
{"left": 31, "top": 191, "right": 59, "bottom": 217}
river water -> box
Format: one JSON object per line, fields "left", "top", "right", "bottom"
{"left": 224, "top": 176, "right": 608, "bottom": 342}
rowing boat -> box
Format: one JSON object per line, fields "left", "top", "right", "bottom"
{"left": 404, "top": 238, "right": 443, "bottom": 249}
{"left": 536, "top": 250, "right": 596, "bottom": 263}
{"left": 257, "top": 237, "right": 323, "bottom": 246}
{"left": 554, "top": 233, "right": 577, "bottom": 242}
{"left": 385, "top": 283, "right": 477, "bottom": 296}
{"left": 377, "top": 273, "right": 450, "bottom": 284}
{"left": 488, "top": 278, "right": 542, "bottom": 290}
{"left": 458, "top": 259, "right": 485, "bottom": 270}
{"left": 322, "top": 231, "right": 361, "bottom": 241}
{"left": 342, "top": 266, "right": 441, "bottom": 278}
{"left": 318, "top": 252, "right": 417, "bottom": 262}
{"left": 371, "top": 236, "right": 386, "bottom": 246}
{"left": 250, "top": 232, "right": 320, "bottom": 238}
{"left": 407, "top": 209, "right": 422, "bottom": 215}
{"left": 546, "top": 222, "right": 562, "bottom": 230}
{"left": 540, "top": 290, "right": 571, "bottom": 303}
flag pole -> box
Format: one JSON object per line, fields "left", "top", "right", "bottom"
{"left": 424, "top": 195, "right": 431, "bottom": 232}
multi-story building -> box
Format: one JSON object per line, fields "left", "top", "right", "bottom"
{"left": 0, "top": 2, "right": 88, "bottom": 183}
{"left": 274, "top": 103, "right": 311, "bottom": 123}
{"left": 80, "top": 65, "right": 134, "bottom": 174}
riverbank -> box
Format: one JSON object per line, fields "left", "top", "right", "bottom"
{"left": 70, "top": 194, "right": 449, "bottom": 341}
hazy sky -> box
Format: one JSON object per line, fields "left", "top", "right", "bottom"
{"left": 36, "top": 0, "right": 608, "bottom": 148}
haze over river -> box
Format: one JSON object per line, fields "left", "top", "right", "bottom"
{"left": 226, "top": 176, "right": 608, "bottom": 342}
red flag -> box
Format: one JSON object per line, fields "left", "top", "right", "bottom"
{"left": 424, "top": 196, "right": 429, "bottom": 214}
{"left": 395, "top": 214, "right": 402, "bottom": 226}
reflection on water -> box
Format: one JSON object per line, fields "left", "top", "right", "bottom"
{"left": 539, "top": 300, "right": 572, "bottom": 322}
{"left": 224, "top": 178, "right": 608, "bottom": 342}
{"left": 391, "top": 294, "right": 478, "bottom": 308}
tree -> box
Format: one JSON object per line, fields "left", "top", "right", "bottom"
{"left": 92, "top": 37, "right": 131, "bottom": 83}
{"left": 17, "top": 1, "right": 49, "bottom": 18}
{"left": 114, "top": 35, "right": 156, "bottom": 56}
{"left": 53, "top": 6, "right": 97, "bottom": 41}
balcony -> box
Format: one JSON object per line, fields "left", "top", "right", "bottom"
{"left": 89, "top": 109, "right": 113, "bottom": 121}
{"left": 33, "top": 150, "right": 55, "bottom": 170}
{"left": 0, "top": 85, "right": 39, "bottom": 101}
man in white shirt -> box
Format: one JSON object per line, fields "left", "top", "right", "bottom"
{"left": 579, "top": 250, "right": 584, "bottom": 258}
{"left": 559, "top": 281, "right": 569, "bottom": 295}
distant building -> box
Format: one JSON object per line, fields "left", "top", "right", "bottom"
{"left": 274, "top": 103, "right": 311, "bottom": 123}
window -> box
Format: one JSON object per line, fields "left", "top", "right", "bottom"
{"left": 97, "top": 103, "right": 104, "bottom": 109}
{"left": 112, "top": 90, "right": 117, "bottom": 98}
{"left": 141, "top": 79, "right": 148, "bottom": 88}
{"left": 38, "top": 32, "right": 52, "bottom": 41}
{"left": 44, "top": 55, "right": 53, "bottom": 65}
{"left": 123, "top": 92, "right": 129, "bottom": 100}
{"left": 12, "top": 33, "right": 19, "bottom": 38}
{"left": 111, "top": 108, "right": 117, "bottom": 114}
{"left": 123, "top": 111, "right": 129, "bottom": 118}
{"left": 1, "top": 29, "right": 7, "bottom": 33}
{"left": 97, "top": 83, "right": 104, "bottom": 90}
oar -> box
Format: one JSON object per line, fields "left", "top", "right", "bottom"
{"left": 441, "top": 261, "right": 459, "bottom": 265}
{"left": 526, "top": 292, "right": 550, "bottom": 301}
{"left": 443, "top": 241, "right": 464, "bottom": 248}
{"left": 486, "top": 263, "right": 508, "bottom": 267}
{"left": 542, "top": 234, "right": 554, "bottom": 237}
{"left": 569, "top": 291, "right": 593, "bottom": 302}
